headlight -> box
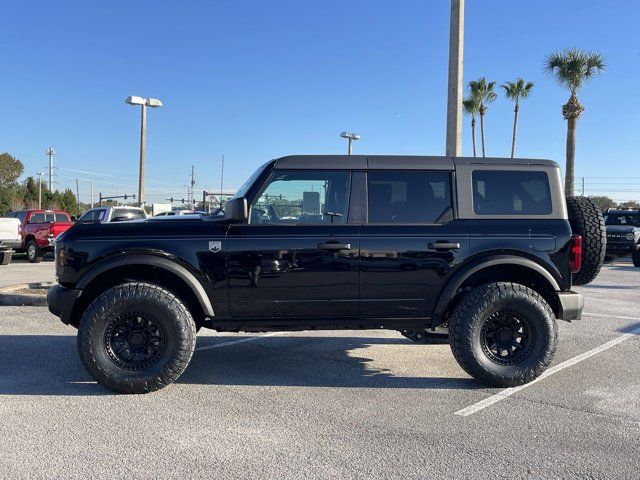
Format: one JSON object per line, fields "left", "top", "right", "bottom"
{"left": 626, "top": 233, "right": 635, "bottom": 241}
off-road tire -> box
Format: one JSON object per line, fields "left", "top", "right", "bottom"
{"left": 566, "top": 196, "right": 606, "bottom": 285}
{"left": 77, "top": 282, "right": 197, "bottom": 394}
{"left": 26, "top": 240, "right": 43, "bottom": 263}
{"left": 633, "top": 250, "right": 640, "bottom": 268}
{"left": 0, "top": 251, "right": 12, "bottom": 265}
{"left": 448, "top": 282, "right": 557, "bottom": 387}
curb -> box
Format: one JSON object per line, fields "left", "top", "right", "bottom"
{"left": 0, "top": 282, "right": 55, "bottom": 307}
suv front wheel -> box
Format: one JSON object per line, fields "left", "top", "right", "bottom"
{"left": 449, "top": 282, "right": 557, "bottom": 387}
{"left": 77, "top": 282, "right": 196, "bottom": 394}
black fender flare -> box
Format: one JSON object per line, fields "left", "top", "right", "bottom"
{"left": 433, "top": 255, "right": 561, "bottom": 316}
{"left": 76, "top": 254, "right": 215, "bottom": 316}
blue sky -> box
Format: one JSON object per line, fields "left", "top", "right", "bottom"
{"left": 1, "top": 0, "right": 638, "bottom": 203}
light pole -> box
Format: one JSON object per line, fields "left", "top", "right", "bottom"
{"left": 125, "top": 96, "right": 163, "bottom": 207}
{"left": 340, "top": 131, "right": 360, "bottom": 155}
{"left": 445, "top": 0, "right": 464, "bottom": 157}
{"left": 37, "top": 172, "right": 43, "bottom": 209}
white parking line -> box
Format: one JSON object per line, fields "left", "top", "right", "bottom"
{"left": 195, "top": 332, "right": 282, "bottom": 352}
{"left": 455, "top": 323, "right": 640, "bottom": 417}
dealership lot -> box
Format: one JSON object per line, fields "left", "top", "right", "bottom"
{"left": 1, "top": 261, "right": 639, "bottom": 479}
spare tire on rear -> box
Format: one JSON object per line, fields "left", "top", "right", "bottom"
{"left": 566, "top": 196, "right": 606, "bottom": 285}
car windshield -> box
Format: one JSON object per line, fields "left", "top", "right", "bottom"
{"left": 605, "top": 213, "right": 640, "bottom": 226}
{"left": 112, "top": 209, "right": 146, "bottom": 221}
{"left": 230, "top": 163, "right": 267, "bottom": 201}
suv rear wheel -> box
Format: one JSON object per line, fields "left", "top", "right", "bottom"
{"left": 449, "top": 282, "right": 557, "bottom": 387}
{"left": 77, "top": 282, "right": 196, "bottom": 394}
{"left": 26, "top": 240, "right": 43, "bottom": 263}
{"left": 0, "top": 251, "right": 11, "bottom": 265}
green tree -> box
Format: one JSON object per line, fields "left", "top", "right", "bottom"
{"left": 587, "top": 195, "right": 616, "bottom": 213}
{"left": 501, "top": 78, "right": 534, "bottom": 158}
{"left": 468, "top": 78, "right": 497, "bottom": 157}
{"left": 545, "top": 49, "right": 605, "bottom": 196}
{"left": 462, "top": 95, "right": 481, "bottom": 157}
{"left": 619, "top": 200, "right": 640, "bottom": 209}
{"left": 61, "top": 188, "right": 79, "bottom": 215}
{"left": 0, "top": 152, "right": 24, "bottom": 187}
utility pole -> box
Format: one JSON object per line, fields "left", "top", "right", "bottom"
{"left": 220, "top": 155, "right": 225, "bottom": 196}
{"left": 37, "top": 172, "right": 43, "bottom": 209}
{"left": 581, "top": 177, "right": 585, "bottom": 196}
{"left": 445, "top": 0, "right": 464, "bottom": 157}
{"left": 46, "top": 147, "right": 55, "bottom": 191}
{"left": 190, "top": 165, "right": 195, "bottom": 206}
{"left": 90, "top": 179, "right": 94, "bottom": 208}
{"left": 75, "top": 178, "right": 80, "bottom": 211}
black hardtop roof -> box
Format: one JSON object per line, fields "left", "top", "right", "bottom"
{"left": 272, "top": 155, "right": 558, "bottom": 170}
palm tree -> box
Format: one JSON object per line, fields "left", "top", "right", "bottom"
{"left": 468, "top": 78, "right": 497, "bottom": 157}
{"left": 502, "top": 78, "right": 534, "bottom": 158}
{"left": 463, "top": 95, "right": 481, "bottom": 157}
{"left": 544, "top": 49, "right": 605, "bottom": 196}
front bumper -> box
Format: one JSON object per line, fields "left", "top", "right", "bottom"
{"left": 606, "top": 242, "right": 639, "bottom": 255}
{"left": 47, "top": 284, "right": 82, "bottom": 326}
{"left": 557, "top": 290, "right": 584, "bottom": 321}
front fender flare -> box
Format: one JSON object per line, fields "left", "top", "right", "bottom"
{"left": 76, "top": 254, "right": 215, "bottom": 316}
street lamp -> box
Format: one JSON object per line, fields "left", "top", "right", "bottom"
{"left": 340, "top": 131, "right": 360, "bottom": 155}
{"left": 125, "top": 96, "right": 163, "bottom": 206}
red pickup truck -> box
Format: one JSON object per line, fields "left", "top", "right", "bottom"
{"left": 7, "top": 209, "right": 74, "bottom": 263}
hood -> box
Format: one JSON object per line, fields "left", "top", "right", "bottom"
{"left": 605, "top": 225, "right": 639, "bottom": 234}
{"left": 63, "top": 215, "right": 227, "bottom": 241}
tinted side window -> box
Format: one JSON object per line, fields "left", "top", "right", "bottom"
{"left": 54, "top": 213, "right": 70, "bottom": 222}
{"left": 472, "top": 171, "right": 552, "bottom": 215}
{"left": 30, "top": 213, "right": 45, "bottom": 223}
{"left": 367, "top": 171, "right": 452, "bottom": 223}
{"left": 250, "top": 170, "right": 350, "bottom": 224}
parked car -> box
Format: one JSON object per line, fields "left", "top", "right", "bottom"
{"left": 0, "top": 217, "right": 21, "bottom": 265}
{"left": 8, "top": 209, "right": 74, "bottom": 263}
{"left": 154, "top": 210, "right": 206, "bottom": 217}
{"left": 49, "top": 155, "right": 605, "bottom": 394}
{"left": 77, "top": 206, "right": 147, "bottom": 223}
{"left": 604, "top": 208, "right": 640, "bottom": 266}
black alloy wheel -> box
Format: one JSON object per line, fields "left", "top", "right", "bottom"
{"left": 480, "top": 310, "right": 534, "bottom": 365}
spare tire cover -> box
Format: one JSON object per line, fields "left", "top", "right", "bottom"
{"left": 566, "top": 196, "right": 606, "bottom": 285}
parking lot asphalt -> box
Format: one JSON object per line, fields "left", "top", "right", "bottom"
{"left": 0, "top": 255, "right": 56, "bottom": 288}
{"left": 1, "top": 261, "right": 639, "bottom": 479}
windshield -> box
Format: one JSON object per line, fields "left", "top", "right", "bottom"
{"left": 605, "top": 213, "right": 640, "bottom": 227}
{"left": 111, "top": 209, "right": 146, "bottom": 221}
{"left": 230, "top": 163, "right": 268, "bottom": 200}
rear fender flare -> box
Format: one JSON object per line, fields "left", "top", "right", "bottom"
{"left": 433, "top": 255, "right": 560, "bottom": 316}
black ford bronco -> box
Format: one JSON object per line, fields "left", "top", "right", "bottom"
{"left": 604, "top": 208, "right": 640, "bottom": 266}
{"left": 48, "top": 155, "right": 606, "bottom": 394}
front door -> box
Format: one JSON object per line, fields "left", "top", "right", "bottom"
{"left": 227, "top": 169, "right": 359, "bottom": 318}
{"left": 359, "top": 170, "right": 469, "bottom": 317}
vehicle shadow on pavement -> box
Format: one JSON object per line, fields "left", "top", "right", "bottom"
{"left": 580, "top": 284, "right": 638, "bottom": 290}
{"left": 0, "top": 334, "right": 479, "bottom": 395}
{"left": 182, "top": 335, "right": 479, "bottom": 390}
{"left": 0, "top": 335, "right": 110, "bottom": 396}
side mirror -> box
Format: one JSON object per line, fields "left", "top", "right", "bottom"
{"left": 224, "top": 197, "right": 248, "bottom": 223}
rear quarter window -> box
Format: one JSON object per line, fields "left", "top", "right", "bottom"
{"left": 472, "top": 170, "right": 552, "bottom": 215}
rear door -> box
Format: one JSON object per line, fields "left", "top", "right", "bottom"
{"left": 359, "top": 167, "right": 469, "bottom": 316}
{"left": 226, "top": 169, "right": 360, "bottom": 318}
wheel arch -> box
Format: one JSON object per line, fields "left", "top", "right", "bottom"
{"left": 69, "top": 255, "right": 214, "bottom": 328}
{"left": 434, "top": 255, "right": 562, "bottom": 321}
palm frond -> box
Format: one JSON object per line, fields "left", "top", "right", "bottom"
{"left": 544, "top": 48, "right": 605, "bottom": 94}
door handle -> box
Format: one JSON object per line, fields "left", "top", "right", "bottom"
{"left": 317, "top": 242, "right": 351, "bottom": 251}
{"left": 428, "top": 241, "right": 460, "bottom": 250}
